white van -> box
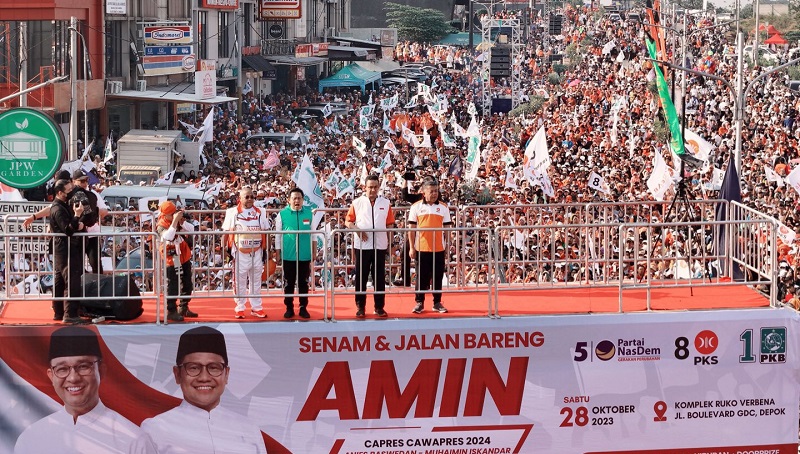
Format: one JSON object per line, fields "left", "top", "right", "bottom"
{"left": 101, "top": 184, "right": 213, "bottom": 211}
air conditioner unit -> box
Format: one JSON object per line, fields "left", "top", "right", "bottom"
{"left": 136, "top": 80, "right": 147, "bottom": 92}
{"left": 106, "top": 80, "right": 122, "bottom": 94}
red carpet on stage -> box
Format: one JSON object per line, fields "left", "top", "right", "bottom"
{"left": 0, "top": 283, "right": 769, "bottom": 325}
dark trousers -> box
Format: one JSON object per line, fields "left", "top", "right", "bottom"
{"left": 354, "top": 248, "right": 386, "bottom": 310}
{"left": 84, "top": 236, "right": 103, "bottom": 274}
{"left": 166, "top": 261, "right": 193, "bottom": 312}
{"left": 283, "top": 259, "right": 311, "bottom": 308}
{"left": 415, "top": 251, "right": 445, "bottom": 305}
{"left": 401, "top": 241, "right": 412, "bottom": 286}
{"left": 52, "top": 248, "right": 83, "bottom": 318}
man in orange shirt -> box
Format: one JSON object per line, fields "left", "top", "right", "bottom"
{"left": 407, "top": 177, "right": 452, "bottom": 314}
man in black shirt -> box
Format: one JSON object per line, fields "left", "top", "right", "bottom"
{"left": 70, "top": 169, "right": 103, "bottom": 274}
{"left": 49, "top": 179, "right": 87, "bottom": 323}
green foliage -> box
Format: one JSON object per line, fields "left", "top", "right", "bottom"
{"left": 647, "top": 79, "right": 658, "bottom": 96}
{"left": 508, "top": 96, "right": 547, "bottom": 117}
{"left": 653, "top": 118, "right": 669, "bottom": 142}
{"left": 565, "top": 42, "right": 579, "bottom": 60}
{"left": 385, "top": 2, "right": 455, "bottom": 43}
{"left": 739, "top": 3, "right": 754, "bottom": 19}
{"left": 547, "top": 72, "right": 562, "bottom": 85}
{"left": 786, "top": 30, "right": 800, "bottom": 43}
{"left": 552, "top": 63, "right": 567, "bottom": 74}
{"left": 788, "top": 65, "right": 800, "bottom": 81}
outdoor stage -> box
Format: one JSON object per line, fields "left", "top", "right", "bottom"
{"left": 0, "top": 281, "right": 770, "bottom": 325}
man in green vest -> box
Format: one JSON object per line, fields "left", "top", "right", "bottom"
{"left": 275, "top": 187, "right": 316, "bottom": 319}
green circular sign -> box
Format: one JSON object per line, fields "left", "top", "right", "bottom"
{"left": 0, "top": 108, "right": 64, "bottom": 189}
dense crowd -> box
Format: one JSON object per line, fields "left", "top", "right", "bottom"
{"left": 5, "top": 6, "right": 800, "bottom": 302}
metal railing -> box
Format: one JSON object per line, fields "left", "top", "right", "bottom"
{"left": 0, "top": 200, "right": 781, "bottom": 323}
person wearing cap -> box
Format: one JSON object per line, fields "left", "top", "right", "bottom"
{"left": 140, "top": 327, "right": 266, "bottom": 453}
{"left": 14, "top": 326, "right": 156, "bottom": 453}
{"left": 48, "top": 179, "right": 88, "bottom": 323}
{"left": 407, "top": 177, "right": 452, "bottom": 314}
{"left": 221, "top": 187, "right": 272, "bottom": 319}
{"left": 274, "top": 187, "right": 315, "bottom": 319}
{"left": 345, "top": 173, "right": 395, "bottom": 318}
{"left": 157, "top": 200, "right": 198, "bottom": 322}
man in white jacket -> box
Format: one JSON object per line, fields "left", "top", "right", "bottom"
{"left": 221, "top": 187, "right": 272, "bottom": 319}
{"left": 345, "top": 174, "right": 395, "bottom": 318}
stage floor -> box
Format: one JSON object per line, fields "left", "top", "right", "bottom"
{"left": 0, "top": 282, "right": 770, "bottom": 325}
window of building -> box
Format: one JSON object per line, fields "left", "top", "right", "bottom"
{"left": 197, "top": 11, "right": 208, "bottom": 60}
{"left": 244, "top": 3, "right": 253, "bottom": 47}
{"left": 105, "top": 20, "right": 124, "bottom": 78}
{"left": 218, "top": 12, "right": 230, "bottom": 59}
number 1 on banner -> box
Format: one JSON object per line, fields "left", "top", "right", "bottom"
{"left": 740, "top": 329, "right": 755, "bottom": 363}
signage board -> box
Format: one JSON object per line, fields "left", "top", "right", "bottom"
{"left": 143, "top": 25, "right": 192, "bottom": 45}
{"left": 201, "top": 0, "right": 239, "bottom": 8}
{"left": 0, "top": 201, "right": 51, "bottom": 253}
{"left": 0, "top": 310, "right": 797, "bottom": 453}
{"left": 259, "top": 0, "right": 302, "bottom": 19}
{"left": 0, "top": 109, "right": 64, "bottom": 189}
{"left": 269, "top": 24, "right": 283, "bottom": 38}
{"left": 194, "top": 70, "right": 217, "bottom": 100}
{"left": 106, "top": 0, "right": 127, "bottom": 14}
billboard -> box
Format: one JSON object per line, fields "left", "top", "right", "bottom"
{"left": 0, "top": 310, "right": 797, "bottom": 453}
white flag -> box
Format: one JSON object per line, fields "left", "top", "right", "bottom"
{"left": 404, "top": 95, "right": 418, "bottom": 109}
{"left": 464, "top": 135, "right": 482, "bottom": 180}
{"left": 646, "top": 150, "right": 674, "bottom": 201}
{"left": 179, "top": 120, "right": 200, "bottom": 136}
{"left": 296, "top": 153, "right": 326, "bottom": 229}
{"left": 377, "top": 152, "right": 392, "bottom": 174}
{"left": 531, "top": 166, "right": 554, "bottom": 197}
{"left": 336, "top": 176, "right": 355, "bottom": 198}
{"left": 465, "top": 116, "right": 481, "bottom": 138}
{"left": 440, "top": 126, "right": 456, "bottom": 148}
{"left": 103, "top": 135, "right": 115, "bottom": 164}
{"left": 352, "top": 136, "right": 367, "bottom": 157}
{"left": 504, "top": 167, "right": 517, "bottom": 189}
{"left": 704, "top": 167, "right": 725, "bottom": 191}
{"left": 197, "top": 107, "right": 215, "bottom": 147}
{"left": 777, "top": 222, "right": 796, "bottom": 245}
{"left": 155, "top": 169, "right": 175, "bottom": 185}
{"left": 322, "top": 103, "right": 333, "bottom": 118}
{"left": 785, "top": 166, "right": 800, "bottom": 196}
{"left": 359, "top": 163, "right": 368, "bottom": 187}
{"left": 684, "top": 129, "right": 713, "bottom": 164}
{"left": 242, "top": 79, "right": 253, "bottom": 95}
{"left": 587, "top": 171, "right": 611, "bottom": 194}
{"left": 419, "top": 129, "right": 432, "bottom": 148}
{"left": 524, "top": 126, "right": 551, "bottom": 172}
{"left": 14, "top": 274, "right": 39, "bottom": 296}
{"left": 602, "top": 40, "right": 616, "bottom": 55}
{"left": 765, "top": 166, "right": 785, "bottom": 187}
{"left": 451, "top": 119, "right": 468, "bottom": 138}
{"left": 138, "top": 196, "right": 167, "bottom": 223}
{"left": 467, "top": 102, "right": 478, "bottom": 117}
{"left": 384, "top": 139, "right": 398, "bottom": 155}
{"left": 383, "top": 111, "right": 392, "bottom": 132}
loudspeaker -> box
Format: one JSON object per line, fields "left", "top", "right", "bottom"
{"left": 81, "top": 274, "right": 144, "bottom": 321}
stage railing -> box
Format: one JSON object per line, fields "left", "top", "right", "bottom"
{"left": 0, "top": 200, "right": 781, "bottom": 322}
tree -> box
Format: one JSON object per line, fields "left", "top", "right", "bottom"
{"left": 385, "top": 2, "right": 455, "bottom": 43}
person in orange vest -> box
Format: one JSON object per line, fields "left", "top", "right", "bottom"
{"left": 222, "top": 187, "right": 272, "bottom": 319}
{"left": 157, "top": 200, "right": 198, "bottom": 322}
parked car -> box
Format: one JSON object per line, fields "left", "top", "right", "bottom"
{"left": 289, "top": 106, "right": 348, "bottom": 120}
{"left": 115, "top": 247, "right": 153, "bottom": 276}
{"left": 743, "top": 45, "right": 779, "bottom": 64}
{"left": 381, "top": 77, "right": 418, "bottom": 89}
{"left": 400, "top": 63, "right": 437, "bottom": 76}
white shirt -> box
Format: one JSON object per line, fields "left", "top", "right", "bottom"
{"left": 221, "top": 206, "right": 271, "bottom": 251}
{"left": 141, "top": 401, "right": 267, "bottom": 454}
{"left": 15, "top": 401, "right": 156, "bottom": 454}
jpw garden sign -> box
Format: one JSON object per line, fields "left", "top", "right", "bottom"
{"left": 0, "top": 108, "right": 64, "bottom": 188}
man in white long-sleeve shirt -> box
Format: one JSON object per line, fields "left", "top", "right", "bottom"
{"left": 14, "top": 326, "right": 156, "bottom": 454}
{"left": 141, "top": 326, "right": 267, "bottom": 454}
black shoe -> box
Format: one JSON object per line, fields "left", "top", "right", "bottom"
{"left": 53, "top": 313, "right": 64, "bottom": 321}
{"left": 179, "top": 306, "right": 198, "bottom": 318}
{"left": 298, "top": 307, "right": 310, "bottom": 319}
{"left": 167, "top": 311, "right": 184, "bottom": 322}
{"left": 284, "top": 308, "right": 295, "bottom": 319}
{"left": 374, "top": 308, "right": 388, "bottom": 317}
{"left": 62, "top": 316, "right": 83, "bottom": 324}
{"left": 412, "top": 303, "right": 424, "bottom": 314}
{"left": 433, "top": 303, "right": 448, "bottom": 313}
{"left": 356, "top": 308, "right": 366, "bottom": 318}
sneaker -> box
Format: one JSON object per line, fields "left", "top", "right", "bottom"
{"left": 412, "top": 303, "right": 424, "bottom": 314}
{"left": 234, "top": 311, "right": 245, "bottom": 319}
{"left": 298, "top": 307, "right": 310, "bottom": 319}
{"left": 284, "top": 308, "right": 295, "bottom": 319}
{"left": 62, "top": 316, "right": 83, "bottom": 325}
{"left": 433, "top": 303, "right": 448, "bottom": 313}
{"left": 356, "top": 308, "right": 366, "bottom": 318}
{"left": 374, "top": 308, "right": 388, "bottom": 317}
{"left": 251, "top": 309, "right": 267, "bottom": 318}
{"left": 166, "top": 311, "right": 184, "bottom": 322}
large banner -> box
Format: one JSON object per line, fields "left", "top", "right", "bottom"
{"left": 0, "top": 309, "right": 797, "bottom": 453}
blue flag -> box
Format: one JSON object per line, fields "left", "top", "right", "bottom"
{"left": 714, "top": 156, "right": 743, "bottom": 280}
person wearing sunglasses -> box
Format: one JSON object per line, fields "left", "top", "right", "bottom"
{"left": 48, "top": 179, "right": 88, "bottom": 323}
{"left": 221, "top": 187, "right": 271, "bottom": 319}
{"left": 14, "top": 326, "right": 156, "bottom": 453}
{"left": 141, "top": 326, "right": 266, "bottom": 453}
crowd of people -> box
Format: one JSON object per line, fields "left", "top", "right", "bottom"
{"left": 5, "top": 5, "right": 800, "bottom": 309}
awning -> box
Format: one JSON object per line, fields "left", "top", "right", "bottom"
{"left": 108, "top": 85, "right": 237, "bottom": 104}
{"left": 266, "top": 56, "right": 327, "bottom": 66}
{"left": 330, "top": 36, "right": 383, "bottom": 50}
{"left": 242, "top": 55, "right": 277, "bottom": 73}
{"left": 327, "top": 45, "right": 375, "bottom": 61}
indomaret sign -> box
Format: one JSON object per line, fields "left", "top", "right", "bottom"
{"left": 0, "top": 108, "right": 64, "bottom": 189}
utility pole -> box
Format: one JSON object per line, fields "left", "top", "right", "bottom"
{"left": 19, "top": 22, "right": 26, "bottom": 107}
{"left": 69, "top": 16, "right": 78, "bottom": 161}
